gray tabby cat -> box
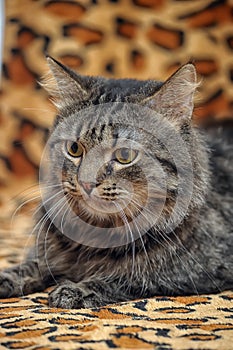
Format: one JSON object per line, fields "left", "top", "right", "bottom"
{"left": 0, "top": 57, "right": 232, "bottom": 309}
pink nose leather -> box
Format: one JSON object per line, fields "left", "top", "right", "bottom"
{"left": 81, "top": 182, "right": 95, "bottom": 195}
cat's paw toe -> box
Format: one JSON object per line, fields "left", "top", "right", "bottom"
{"left": 48, "top": 284, "right": 84, "bottom": 309}
{"left": 0, "top": 273, "right": 16, "bottom": 298}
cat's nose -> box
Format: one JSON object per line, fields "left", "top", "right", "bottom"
{"left": 80, "top": 181, "right": 96, "bottom": 195}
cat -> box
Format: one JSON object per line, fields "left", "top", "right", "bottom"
{"left": 0, "top": 56, "right": 232, "bottom": 309}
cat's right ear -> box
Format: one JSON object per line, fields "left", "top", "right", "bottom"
{"left": 142, "top": 64, "right": 199, "bottom": 126}
{"left": 42, "top": 56, "right": 89, "bottom": 108}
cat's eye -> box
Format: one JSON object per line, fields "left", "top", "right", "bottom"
{"left": 66, "top": 141, "right": 84, "bottom": 158}
{"left": 114, "top": 148, "right": 137, "bottom": 164}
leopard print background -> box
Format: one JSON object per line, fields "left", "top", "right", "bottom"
{"left": 0, "top": 1, "right": 233, "bottom": 349}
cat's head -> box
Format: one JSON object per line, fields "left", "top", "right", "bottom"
{"left": 40, "top": 57, "right": 209, "bottom": 248}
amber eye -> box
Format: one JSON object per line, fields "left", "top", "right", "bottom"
{"left": 66, "top": 141, "right": 83, "bottom": 158}
{"left": 114, "top": 148, "right": 137, "bottom": 164}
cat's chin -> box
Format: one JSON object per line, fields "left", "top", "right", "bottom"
{"left": 71, "top": 195, "right": 135, "bottom": 230}
{"left": 80, "top": 197, "right": 125, "bottom": 217}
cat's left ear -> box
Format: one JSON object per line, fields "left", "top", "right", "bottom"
{"left": 142, "top": 64, "right": 198, "bottom": 124}
{"left": 42, "top": 56, "right": 89, "bottom": 108}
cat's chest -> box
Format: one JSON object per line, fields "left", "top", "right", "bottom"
{"left": 43, "top": 238, "right": 150, "bottom": 281}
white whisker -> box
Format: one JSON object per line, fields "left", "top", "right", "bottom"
{"left": 114, "top": 202, "right": 136, "bottom": 285}
{"left": 43, "top": 197, "right": 68, "bottom": 285}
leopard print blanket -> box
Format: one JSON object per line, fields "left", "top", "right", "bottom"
{"left": 1, "top": 0, "right": 233, "bottom": 349}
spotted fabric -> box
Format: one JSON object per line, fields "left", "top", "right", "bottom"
{"left": 0, "top": 291, "right": 233, "bottom": 349}
{"left": 0, "top": 0, "right": 233, "bottom": 349}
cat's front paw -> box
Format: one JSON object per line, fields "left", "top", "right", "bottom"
{"left": 0, "top": 272, "right": 18, "bottom": 298}
{"left": 49, "top": 283, "right": 83, "bottom": 309}
{"left": 48, "top": 281, "right": 102, "bottom": 309}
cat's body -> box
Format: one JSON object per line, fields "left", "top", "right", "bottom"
{"left": 0, "top": 58, "right": 232, "bottom": 308}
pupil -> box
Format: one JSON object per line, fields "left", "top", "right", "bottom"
{"left": 121, "top": 148, "right": 129, "bottom": 159}
{"left": 71, "top": 142, "right": 78, "bottom": 153}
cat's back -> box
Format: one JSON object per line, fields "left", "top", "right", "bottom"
{"left": 205, "top": 122, "right": 233, "bottom": 197}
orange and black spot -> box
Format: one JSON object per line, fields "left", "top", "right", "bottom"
{"left": 147, "top": 23, "right": 184, "bottom": 50}
{"left": 116, "top": 17, "right": 138, "bottom": 39}
{"left": 63, "top": 24, "right": 104, "bottom": 46}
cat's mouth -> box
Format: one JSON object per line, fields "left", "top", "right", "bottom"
{"left": 62, "top": 179, "right": 151, "bottom": 229}
{"left": 61, "top": 180, "right": 163, "bottom": 233}
{"left": 81, "top": 191, "right": 132, "bottom": 215}
{"left": 74, "top": 179, "right": 134, "bottom": 213}
{"left": 63, "top": 185, "right": 134, "bottom": 221}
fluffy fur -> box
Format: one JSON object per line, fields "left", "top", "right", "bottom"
{"left": 0, "top": 57, "right": 232, "bottom": 309}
